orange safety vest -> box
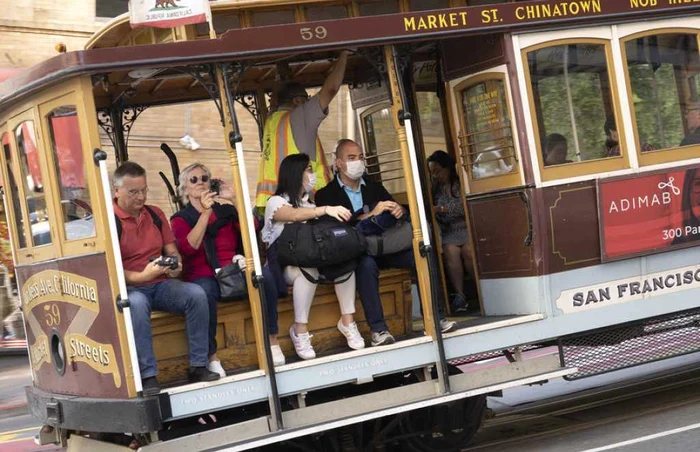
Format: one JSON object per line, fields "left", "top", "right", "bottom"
{"left": 255, "top": 110, "right": 331, "bottom": 208}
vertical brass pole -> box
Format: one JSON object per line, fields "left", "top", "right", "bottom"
{"left": 215, "top": 66, "right": 283, "bottom": 431}
{"left": 384, "top": 45, "right": 451, "bottom": 393}
{"left": 383, "top": 46, "right": 437, "bottom": 338}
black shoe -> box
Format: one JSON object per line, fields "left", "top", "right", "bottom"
{"left": 142, "top": 376, "right": 160, "bottom": 396}
{"left": 450, "top": 293, "right": 469, "bottom": 313}
{"left": 188, "top": 366, "right": 220, "bottom": 383}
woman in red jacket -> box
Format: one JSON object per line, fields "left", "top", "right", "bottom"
{"left": 170, "top": 163, "right": 245, "bottom": 378}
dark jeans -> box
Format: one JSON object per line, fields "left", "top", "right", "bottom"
{"left": 356, "top": 249, "right": 445, "bottom": 333}
{"left": 261, "top": 266, "right": 280, "bottom": 335}
{"left": 195, "top": 268, "right": 281, "bottom": 342}
{"left": 128, "top": 279, "right": 209, "bottom": 379}
{"left": 192, "top": 277, "right": 220, "bottom": 356}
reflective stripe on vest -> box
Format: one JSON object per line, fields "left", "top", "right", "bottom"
{"left": 255, "top": 110, "right": 331, "bottom": 208}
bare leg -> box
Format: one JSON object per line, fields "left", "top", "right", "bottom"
{"left": 460, "top": 241, "right": 475, "bottom": 281}
{"left": 269, "top": 334, "right": 278, "bottom": 345}
{"left": 443, "top": 244, "right": 465, "bottom": 295}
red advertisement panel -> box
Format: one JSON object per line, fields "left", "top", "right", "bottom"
{"left": 598, "top": 166, "right": 700, "bottom": 262}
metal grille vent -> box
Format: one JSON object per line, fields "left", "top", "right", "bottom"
{"left": 560, "top": 308, "right": 700, "bottom": 380}
{"left": 449, "top": 345, "right": 544, "bottom": 367}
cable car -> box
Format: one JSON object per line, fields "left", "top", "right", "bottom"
{"left": 2, "top": 1, "right": 700, "bottom": 450}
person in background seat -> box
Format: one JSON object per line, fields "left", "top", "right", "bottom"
{"left": 315, "top": 139, "right": 457, "bottom": 337}
{"left": 113, "top": 162, "right": 218, "bottom": 396}
{"left": 427, "top": 150, "right": 474, "bottom": 314}
{"left": 543, "top": 133, "right": 572, "bottom": 166}
{"left": 604, "top": 117, "right": 655, "bottom": 156}
{"left": 262, "top": 153, "right": 366, "bottom": 362}
{"left": 681, "top": 100, "right": 700, "bottom": 146}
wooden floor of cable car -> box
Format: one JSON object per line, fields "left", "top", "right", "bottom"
{"left": 438, "top": 313, "right": 546, "bottom": 338}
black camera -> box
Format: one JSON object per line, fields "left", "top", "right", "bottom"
{"left": 150, "top": 255, "right": 179, "bottom": 270}
{"left": 209, "top": 178, "right": 223, "bottom": 195}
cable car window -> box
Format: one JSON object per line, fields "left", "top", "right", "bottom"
{"left": 409, "top": 0, "right": 450, "bottom": 11}
{"left": 458, "top": 77, "right": 515, "bottom": 180}
{"left": 362, "top": 106, "right": 405, "bottom": 194}
{"left": 624, "top": 33, "right": 700, "bottom": 152}
{"left": 1, "top": 132, "right": 26, "bottom": 249}
{"left": 358, "top": 0, "right": 399, "bottom": 16}
{"left": 305, "top": 5, "right": 348, "bottom": 21}
{"left": 468, "top": 0, "right": 508, "bottom": 5}
{"left": 46, "top": 106, "right": 95, "bottom": 241}
{"left": 252, "top": 9, "right": 296, "bottom": 27}
{"left": 526, "top": 43, "right": 616, "bottom": 166}
{"left": 15, "top": 120, "right": 51, "bottom": 247}
{"left": 416, "top": 91, "right": 447, "bottom": 148}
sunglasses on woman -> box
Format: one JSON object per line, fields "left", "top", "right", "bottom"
{"left": 190, "top": 174, "right": 210, "bottom": 184}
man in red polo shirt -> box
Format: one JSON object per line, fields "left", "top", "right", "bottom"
{"left": 113, "top": 162, "right": 219, "bottom": 395}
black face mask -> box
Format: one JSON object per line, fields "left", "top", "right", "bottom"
{"left": 606, "top": 138, "right": 618, "bottom": 149}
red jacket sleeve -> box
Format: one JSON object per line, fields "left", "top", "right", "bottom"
{"left": 170, "top": 216, "right": 199, "bottom": 256}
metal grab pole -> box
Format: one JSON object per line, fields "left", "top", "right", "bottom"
{"left": 94, "top": 149, "right": 143, "bottom": 395}
{"left": 389, "top": 46, "right": 451, "bottom": 393}
{"left": 221, "top": 65, "right": 284, "bottom": 431}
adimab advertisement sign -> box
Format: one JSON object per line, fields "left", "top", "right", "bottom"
{"left": 129, "top": 0, "right": 210, "bottom": 29}
{"left": 598, "top": 166, "right": 700, "bottom": 262}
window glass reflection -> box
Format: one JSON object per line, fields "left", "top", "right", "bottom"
{"left": 15, "top": 120, "right": 51, "bottom": 246}
{"left": 363, "top": 108, "right": 405, "bottom": 194}
{"left": 459, "top": 78, "right": 515, "bottom": 179}
{"left": 1, "top": 133, "right": 26, "bottom": 249}
{"left": 47, "top": 106, "right": 95, "bottom": 241}
{"left": 625, "top": 33, "right": 700, "bottom": 150}
{"left": 527, "top": 43, "right": 616, "bottom": 166}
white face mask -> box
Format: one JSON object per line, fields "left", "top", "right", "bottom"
{"left": 303, "top": 172, "right": 317, "bottom": 193}
{"left": 343, "top": 160, "right": 366, "bottom": 180}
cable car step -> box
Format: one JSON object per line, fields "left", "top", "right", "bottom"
{"left": 141, "top": 355, "right": 576, "bottom": 452}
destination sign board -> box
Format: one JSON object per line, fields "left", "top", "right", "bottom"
{"left": 217, "top": 0, "right": 700, "bottom": 55}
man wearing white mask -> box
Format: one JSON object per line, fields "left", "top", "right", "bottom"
{"left": 316, "top": 140, "right": 456, "bottom": 347}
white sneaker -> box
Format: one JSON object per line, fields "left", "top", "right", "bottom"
{"left": 337, "top": 319, "right": 366, "bottom": 350}
{"left": 290, "top": 325, "right": 316, "bottom": 360}
{"left": 270, "top": 344, "right": 286, "bottom": 366}
{"left": 440, "top": 318, "right": 457, "bottom": 333}
{"left": 207, "top": 360, "right": 226, "bottom": 378}
{"left": 371, "top": 330, "right": 396, "bottom": 347}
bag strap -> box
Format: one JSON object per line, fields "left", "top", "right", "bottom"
{"left": 203, "top": 204, "right": 241, "bottom": 271}
{"left": 114, "top": 205, "right": 162, "bottom": 242}
{"left": 298, "top": 268, "right": 353, "bottom": 285}
{"left": 115, "top": 214, "right": 122, "bottom": 242}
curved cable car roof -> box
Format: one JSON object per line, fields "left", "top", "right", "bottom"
{"left": 1, "top": 0, "right": 700, "bottom": 112}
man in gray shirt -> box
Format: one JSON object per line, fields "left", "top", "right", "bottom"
{"left": 255, "top": 51, "right": 349, "bottom": 209}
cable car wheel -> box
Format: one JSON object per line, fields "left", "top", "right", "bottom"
{"left": 395, "top": 394, "right": 486, "bottom": 452}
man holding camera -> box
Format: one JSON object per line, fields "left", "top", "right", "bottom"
{"left": 113, "top": 162, "right": 219, "bottom": 396}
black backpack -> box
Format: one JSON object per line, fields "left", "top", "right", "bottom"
{"left": 115, "top": 205, "right": 162, "bottom": 241}
{"left": 277, "top": 217, "right": 367, "bottom": 284}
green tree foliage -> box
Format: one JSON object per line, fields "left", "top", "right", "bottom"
{"left": 539, "top": 72, "right": 608, "bottom": 162}
{"left": 628, "top": 64, "right": 683, "bottom": 150}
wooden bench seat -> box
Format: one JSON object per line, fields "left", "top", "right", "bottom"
{"left": 151, "top": 269, "right": 413, "bottom": 384}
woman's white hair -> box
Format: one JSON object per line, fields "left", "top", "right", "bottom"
{"left": 178, "top": 163, "right": 211, "bottom": 200}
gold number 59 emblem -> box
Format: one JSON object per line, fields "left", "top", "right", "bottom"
{"left": 44, "top": 303, "right": 61, "bottom": 327}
